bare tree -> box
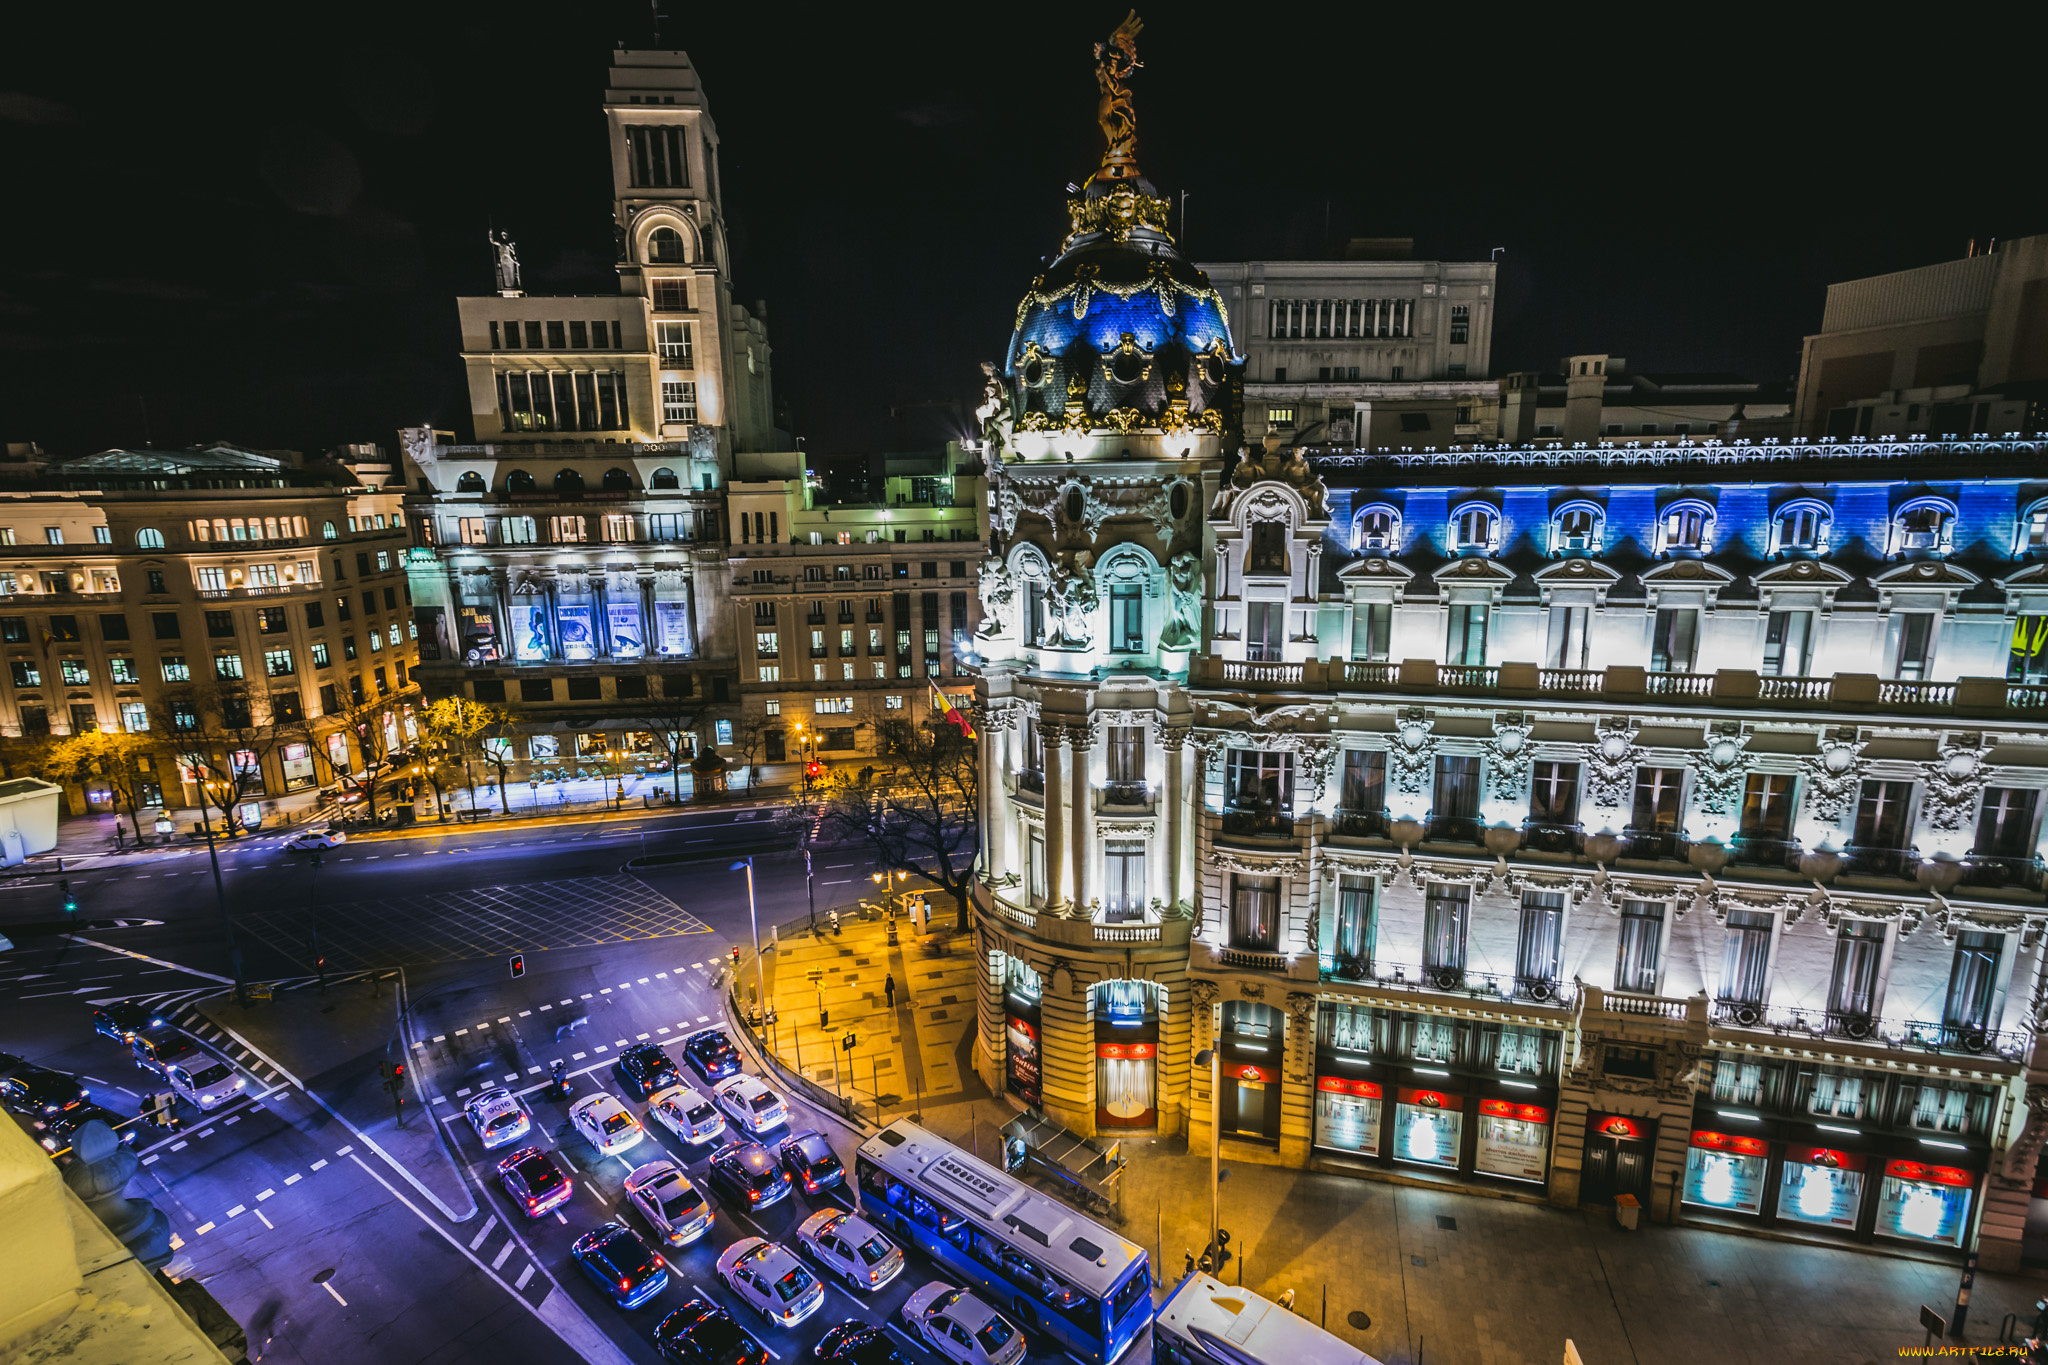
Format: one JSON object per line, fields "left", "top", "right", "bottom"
{"left": 817, "top": 717, "right": 979, "bottom": 929}
{"left": 623, "top": 664, "right": 712, "bottom": 803}
{"left": 44, "top": 729, "right": 153, "bottom": 839}
{"left": 152, "top": 680, "right": 286, "bottom": 836}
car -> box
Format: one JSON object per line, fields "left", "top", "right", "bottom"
{"left": 655, "top": 1298, "right": 769, "bottom": 1365}
{"left": 498, "top": 1146, "right": 573, "bottom": 1216}
{"left": 796, "top": 1209, "right": 902, "bottom": 1291}
{"left": 614, "top": 1042, "right": 685, "bottom": 1099}
{"left": 777, "top": 1130, "right": 844, "bottom": 1195}
{"left": 571, "top": 1221, "right": 670, "bottom": 1309}
{"left": 92, "top": 1001, "right": 167, "bottom": 1042}
{"left": 706, "top": 1140, "right": 791, "bottom": 1211}
{"left": 711, "top": 1075, "right": 787, "bottom": 1136}
{"left": 37, "top": 1105, "right": 136, "bottom": 1154}
{"left": 716, "top": 1237, "right": 825, "bottom": 1330}
{"left": 681, "top": 1027, "right": 742, "bottom": 1084}
{"left": 625, "top": 1159, "right": 714, "bottom": 1248}
{"left": 900, "top": 1283, "right": 1027, "bottom": 1365}
{"left": 282, "top": 827, "right": 346, "bottom": 852}
{"left": 2, "top": 1066, "right": 90, "bottom": 1116}
{"left": 130, "top": 1030, "right": 200, "bottom": 1076}
{"left": 165, "top": 1057, "right": 244, "bottom": 1110}
{"left": 647, "top": 1083, "right": 726, "bottom": 1146}
{"left": 570, "top": 1092, "right": 647, "bottom": 1157}
{"left": 813, "top": 1320, "right": 911, "bottom": 1365}
{"left": 0, "top": 1052, "right": 26, "bottom": 1078}
{"left": 463, "top": 1087, "right": 532, "bottom": 1151}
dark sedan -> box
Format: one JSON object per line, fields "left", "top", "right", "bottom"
{"left": 1, "top": 1066, "right": 88, "bottom": 1116}
{"left": 777, "top": 1130, "right": 844, "bottom": 1194}
{"left": 37, "top": 1105, "right": 136, "bottom": 1154}
{"left": 615, "top": 1042, "right": 685, "bottom": 1100}
{"left": 497, "top": 1146, "right": 572, "bottom": 1217}
{"left": 92, "top": 1001, "right": 166, "bottom": 1043}
{"left": 571, "top": 1221, "right": 669, "bottom": 1309}
{"left": 706, "top": 1140, "right": 791, "bottom": 1210}
{"left": 814, "top": 1321, "right": 910, "bottom": 1365}
{"left": 682, "top": 1028, "right": 742, "bottom": 1084}
{"left": 656, "top": 1299, "right": 769, "bottom": 1365}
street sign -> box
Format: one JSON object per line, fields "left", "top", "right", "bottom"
{"left": 1919, "top": 1305, "right": 1945, "bottom": 1340}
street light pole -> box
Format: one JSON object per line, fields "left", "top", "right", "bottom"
{"left": 1195, "top": 1046, "right": 1220, "bottom": 1263}
{"left": 189, "top": 757, "right": 246, "bottom": 1007}
{"left": 734, "top": 857, "right": 766, "bottom": 1024}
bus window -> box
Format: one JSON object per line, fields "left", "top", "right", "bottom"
{"left": 1046, "top": 1275, "right": 1100, "bottom": 1335}
{"left": 858, "top": 1159, "right": 891, "bottom": 1201}
{"left": 1109, "top": 1263, "right": 1150, "bottom": 1326}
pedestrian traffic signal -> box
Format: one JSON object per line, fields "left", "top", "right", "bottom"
{"left": 730, "top": 946, "right": 741, "bottom": 966}
{"left": 60, "top": 878, "right": 77, "bottom": 915}
{"left": 509, "top": 953, "right": 525, "bottom": 979}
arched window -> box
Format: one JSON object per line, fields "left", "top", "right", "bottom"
{"left": 1449, "top": 502, "right": 1499, "bottom": 554}
{"left": 1772, "top": 499, "right": 1831, "bottom": 554}
{"left": 1550, "top": 502, "right": 1604, "bottom": 555}
{"left": 455, "top": 471, "right": 486, "bottom": 493}
{"left": 1893, "top": 498, "right": 1956, "bottom": 556}
{"left": 2019, "top": 500, "right": 2048, "bottom": 556}
{"left": 554, "top": 468, "right": 585, "bottom": 495}
{"left": 136, "top": 527, "right": 164, "bottom": 550}
{"left": 506, "top": 469, "right": 536, "bottom": 494}
{"left": 321, "top": 520, "right": 338, "bottom": 540}
{"left": 1656, "top": 500, "right": 1715, "bottom": 554}
{"left": 602, "top": 467, "right": 633, "bottom": 493}
{"left": 648, "top": 227, "right": 686, "bottom": 263}
{"left": 1352, "top": 504, "right": 1400, "bottom": 553}
{"left": 650, "top": 466, "right": 680, "bottom": 490}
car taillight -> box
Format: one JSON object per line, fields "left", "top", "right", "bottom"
{"left": 528, "top": 1197, "right": 538, "bottom": 1207}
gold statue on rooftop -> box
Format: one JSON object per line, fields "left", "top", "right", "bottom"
{"left": 1090, "top": 10, "right": 1144, "bottom": 185}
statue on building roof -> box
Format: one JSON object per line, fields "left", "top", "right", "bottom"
{"left": 491, "top": 229, "right": 522, "bottom": 296}
{"left": 1090, "top": 11, "right": 1144, "bottom": 186}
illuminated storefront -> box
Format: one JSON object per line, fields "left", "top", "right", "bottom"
{"left": 1877, "top": 1161, "right": 1973, "bottom": 1248}
{"left": 1475, "top": 1099, "right": 1552, "bottom": 1183}
{"left": 1393, "top": 1089, "right": 1463, "bottom": 1169}
{"left": 1094, "top": 980, "right": 1158, "bottom": 1129}
{"left": 1313, "top": 1077, "right": 1382, "bottom": 1156}
{"left": 1218, "top": 1002, "right": 1283, "bottom": 1142}
{"left": 1684, "top": 1131, "right": 1769, "bottom": 1215}
{"left": 1776, "top": 1147, "right": 1865, "bottom": 1230}
{"left": 1003, "top": 957, "right": 1041, "bottom": 1109}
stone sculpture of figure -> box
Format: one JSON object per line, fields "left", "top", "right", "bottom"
{"left": 1159, "top": 550, "right": 1203, "bottom": 650}
{"left": 977, "top": 559, "right": 1015, "bottom": 638}
{"left": 1090, "top": 10, "right": 1144, "bottom": 180}
{"left": 974, "top": 361, "right": 1006, "bottom": 439}
{"left": 1048, "top": 553, "right": 1098, "bottom": 649}
{"left": 491, "top": 230, "right": 521, "bottom": 295}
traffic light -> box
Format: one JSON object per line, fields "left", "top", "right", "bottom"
{"left": 391, "top": 1061, "right": 405, "bottom": 1083}
{"left": 805, "top": 761, "right": 823, "bottom": 779}
{"left": 730, "top": 946, "right": 741, "bottom": 967}
{"left": 509, "top": 953, "right": 525, "bottom": 979}
{"left": 60, "top": 878, "right": 77, "bottom": 915}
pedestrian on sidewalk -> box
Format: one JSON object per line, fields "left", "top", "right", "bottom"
{"left": 884, "top": 974, "right": 897, "bottom": 1010}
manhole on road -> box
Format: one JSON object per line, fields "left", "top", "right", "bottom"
{"left": 1347, "top": 1311, "right": 1371, "bottom": 1330}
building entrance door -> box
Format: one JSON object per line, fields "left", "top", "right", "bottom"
{"left": 1581, "top": 1114, "right": 1654, "bottom": 1205}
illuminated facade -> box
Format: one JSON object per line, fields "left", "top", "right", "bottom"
{"left": 453, "top": 48, "right": 776, "bottom": 457}
{"left": 0, "top": 445, "right": 419, "bottom": 821}
{"left": 969, "top": 20, "right": 2048, "bottom": 1271}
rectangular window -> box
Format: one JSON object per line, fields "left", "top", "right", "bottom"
{"left": 1246, "top": 521, "right": 1288, "bottom": 573}
{"left": 1339, "top": 750, "right": 1385, "bottom": 825}
{"left": 1448, "top": 303, "right": 1470, "bottom": 345}
{"left": 550, "top": 515, "right": 586, "bottom": 542}
{"left": 1632, "top": 767, "right": 1685, "bottom": 833}
{"left": 1229, "top": 874, "right": 1279, "bottom": 951}
{"left": 1827, "top": 921, "right": 1886, "bottom": 1021}
{"left": 151, "top": 612, "right": 181, "bottom": 640}
{"left": 213, "top": 652, "right": 244, "bottom": 680}
{"left": 1943, "top": 931, "right": 2003, "bottom": 1031}
{"left": 1852, "top": 779, "right": 1915, "bottom": 850}
{"left": 754, "top": 630, "right": 779, "bottom": 658}
{"left": 47, "top": 616, "right": 79, "bottom": 642}
{"left": 1352, "top": 601, "right": 1391, "bottom": 661}
{"left": 309, "top": 641, "right": 329, "bottom": 668}
{"left": 69, "top": 702, "right": 97, "bottom": 733}
{"left": 59, "top": 659, "right": 90, "bottom": 686}
{"left": 1102, "top": 842, "right": 1147, "bottom": 922}
{"left": 1106, "top": 725, "right": 1144, "bottom": 786}
{"left": 626, "top": 125, "right": 689, "bottom": 188}
{"left": 1763, "top": 610, "right": 1815, "bottom": 677}
{"left": 1245, "top": 601, "right": 1284, "bottom": 661}
{"left": 1528, "top": 760, "right": 1580, "bottom": 826}
{"left": 160, "top": 655, "right": 189, "bottom": 682}
{"left": 1650, "top": 607, "right": 1699, "bottom": 673}
{"left": 1739, "top": 773, "right": 1796, "bottom": 842}
{"left": 1975, "top": 787, "right": 2040, "bottom": 859}
{"left": 1719, "top": 910, "right": 1774, "bottom": 1006}
{"left": 652, "top": 278, "right": 689, "bottom": 310}
{"left": 1224, "top": 748, "right": 1294, "bottom": 822}
{"left": 1432, "top": 754, "right": 1480, "bottom": 821}
{"left": 108, "top": 656, "right": 138, "bottom": 684}
{"left": 198, "top": 566, "right": 227, "bottom": 592}
{"left": 337, "top": 595, "right": 352, "bottom": 621}
{"left": 1446, "top": 603, "right": 1488, "bottom": 666}
{"left": 100, "top": 613, "right": 129, "bottom": 641}
{"left": 1028, "top": 830, "right": 1047, "bottom": 907}
{"left": 885, "top": 694, "right": 904, "bottom": 710}
{"left": 8, "top": 660, "right": 38, "bottom": 686}
{"left": 1544, "top": 605, "right": 1589, "bottom": 671}
{"left": 757, "top": 665, "right": 779, "bottom": 682}
{"left": 1890, "top": 611, "right": 1937, "bottom": 680}
{"left": 1109, "top": 584, "right": 1142, "bottom": 652}
{"left": 1615, "top": 899, "right": 1664, "bottom": 993}
{"left": 2011, "top": 615, "right": 2048, "bottom": 682}
{"left": 249, "top": 563, "right": 278, "bottom": 588}
{"left": 343, "top": 637, "right": 357, "bottom": 661}
{"left": 264, "top": 648, "right": 295, "bottom": 677}
{"left": 120, "top": 701, "right": 149, "bottom": 733}
{"left": 656, "top": 321, "right": 693, "bottom": 363}
{"left": 661, "top": 380, "right": 699, "bottom": 424}
{"left": 256, "top": 607, "right": 287, "bottom": 634}
{"left": 1334, "top": 875, "right": 1374, "bottom": 970}
{"left": 1423, "top": 883, "right": 1470, "bottom": 978}
{"left": 1515, "top": 890, "right": 1564, "bottom": 989}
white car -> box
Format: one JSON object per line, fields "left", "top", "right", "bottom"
{"left": 463, "top": 1087, "right": 531, "bottom": 1151}
{"left": 711, "top": 1074, "right": 787, "bottom": 1136}
{"left": 165, "top": 1057, "right": 245, "bottom": 1111}
{"left": 624, "top": 1159, "right": 713, "bottom": 1247}
{"left": 283, "top": 828, "right": 346, "bottom": 851}
{"left": 569, "top": 1091, "right": 646, "bottom": 1156}
{"left": 902, "top": 1282, "right": 1027, "bottom": 1365}
{"left": 647, "top": 1083, "right": 726, "bottom": 1145}
{"left": 797, "top": 1208, "right": 904, "bottom": 1292}
{"left": 715, "top": 1237, "right": 824, "bottom": 1329}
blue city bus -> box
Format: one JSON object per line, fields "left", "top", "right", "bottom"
{"left": 1152, "top": 1272, "right": 1382, "bottom": 1365}
{"left": 854, "top": 1121, "right": 1153, "bottom": 1365}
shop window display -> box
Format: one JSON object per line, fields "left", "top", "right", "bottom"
{"left": 1775, "top": 1147, "right": 1865, "bottom": 1230}
{"left": 1474, "top": 1099, "right": 1551, "bottom": 1182}
{"left": 1314, "top": 1077, "right": 1381, "bottom": 1156}
{"left": 1683, "top": 1131, "right": 1768, "bottom": 1215}
{"left": 1393, "top": 1089, "right": 1462, "bottom": 1169}
{"left": 1877, "top": 1161, "right": 1972, "bottom": 1247}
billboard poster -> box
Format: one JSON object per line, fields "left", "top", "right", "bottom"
{"left": 457, "top": 606, "right": 500, "bottom": 663}
{"left": 654, "top": 601, "right": 693, "bottom": 656}
{"left": 514, "top": 603, "right": 551, "bottom": 661}
{"left": 414, "top": 607, "right": 447, "bottom": 662}
{"left": 556, "top": 605, "right": 596, "bottom": 660}
{"left": 529, "top": 734, "right": 560, "bottom": 760}
{"left": 608, "top": 603, "right": 645, "bottom": 657}
{"left": 1474, "top": 1100, "right": 1552, "bottom": 1183}
{"left": 1005, "top": 1015, "right": 1042, "bottom": 1108}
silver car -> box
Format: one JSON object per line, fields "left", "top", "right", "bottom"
{"left": 463, "top": 1087, "right": 532, "bottom": 1151}
{"left": 902, "top": 1282, "right": 1027, "bottom": 1365}
{"left": 710, "top": 1074, "right": 787, "bottom": 1136}
{"left": 647, "top": 1083, "right": 726, "bottom": 1145}
{"left": 165, "top": 1057, "right": 245, "bottom": 1111}
{"left": 716, "top": 1237, "right": 824, "bottom": 1329}
{"left": 797, "top": 1208, "right": 904, "bottom": 1292}
{"left": 624, "top": 1159, "right": 713, "bottom": 1247}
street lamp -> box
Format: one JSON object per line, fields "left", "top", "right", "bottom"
{"left": 1193, "top": 1046, "right": 1222, "bottom": 1267}
{"left": 731, "top": 857, "right": 767, "bottom": 1024}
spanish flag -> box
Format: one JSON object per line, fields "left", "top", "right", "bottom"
{"left": 929, "top": 680, "right": 976, "bottom": 740}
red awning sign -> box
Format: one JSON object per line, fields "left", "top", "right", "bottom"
{"left": 1785, "top": 1146, "right": 1867, "bottom": 1172}
{"left": 1397, "top": 1088, "right": 1463, "bottom": 1112}
{"left": 1690, "top": 1130, "right": 1768, "bottom": 1156}
{"left": 1592, "top": 1114, "right": 1645, "bottom": 1139}
{"left": 1885, "top": 1160, "right": 1975, "bottom": 1188}
{"left": 1317, "top": 1076, "right": 1384, "bottom": 1099}
{"left": 1479, "top": 1098, "right": 1552, "bottom": 1123}
{"left": 1096, "top": 1042, "right": 1156, "bottom": 1060}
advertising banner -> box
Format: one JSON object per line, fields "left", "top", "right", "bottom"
{"left": 514, "top": 603, "right": 551, "bottom": 661}
{"left": 1393, "top": 1091, "right": 1463, "bottom": 1168}
{"left": 654, "top": 601, "right": 693, "bottom": 656}
{"left": 1684, "top": 1145, "right": 1767, "bottom": 1214}
{"left": 457, "top": 605, "right": 500, "bottom": 663}
{"left": 1006, "top": 1015, "right": 1041, "bottom": 1108}
{"left": 556, "top": 605, "right": 596, "bottom": 660}
{"left": 1475, "top": 1099, "right": 1552, "bottom": 1183}
{"left": 414, "top": 607, "right": 447, "bottom": 662}
{"left": 608, "top": 603, "right": 645, "bottom": 657}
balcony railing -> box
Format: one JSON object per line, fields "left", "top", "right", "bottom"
{"left": 1842, "top": 845, "right": 1915, "bottom": 878}
{"left": 1879, "top": 680, "right": 1956, "bottom": 706}
{"left": 1014, "top": 769, "right": 1044, "bottom": 797}
{"left": 1728, "top": 835, "right": 1800, "bottom": 869}
{"left": 1215, "top": 946, "right": 1288, "bottom": 971}
{"left": 1221, "top": 807, "right": 1294, "bottom": 838}
{"left": 1339, "top": 660, "right": 1397, "bottom": 685}
{"left": 1332, "top": 810, "right": 1389, "bottom": 839}
{"left": 1321, "top": 958, "right": 1580, "bottom": 1009}
{"left": 1759, "top": 676, "right": 1832, "bottom": 701}
{"left": 1438, "top": 665, "right": 1498, "bottom": 689}
{"left": 1423, "top": 814, "right": 1482, "bottom": 845}
{"left": 1102, "top": 780, "right": 1150, "bottom": 807}
{"left": 1521, "top": 821, "right": 1582, "bottom": 855}
{"left": 1644, "top": 671, "right": 1714, "bottom": 697}
{"left": 1539, "top": 668, "right": 1602, "bottom": 692}
{"left": 1222, "top": 661, "right": 1303, "bottom": 685}
{"left": 1623, "top": 829, "right": 1683, "bottom": 861}
{"left": 1957, "top": 854, "right": 2046, "bottom": 891}
{"left": 1711, "top": 999, "right": 2030, "bottom": 1061}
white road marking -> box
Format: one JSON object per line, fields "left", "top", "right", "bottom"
{"left": 310, "top": 1159, "right": 327, "bottom": 1171}
{"left": 538, "top": 1005, "right": 552, "bottom": 1012}
{"left": 321, "top": 1280, "right": 348, "bottom": 1306}
{"left": 142, "top": 1155, "right": 159, "bottom": 1166}
{"left": 492, "top": 1238, "right": 517, "bottom": 1270}
{"left": 469, "top": 1216, "right": 499, "bottom": 1250}
{"left": 555, "top": 1210, "right": 567, "bottom": 1223}
{"left": 257, "top": 1188, "right": 275, "bottom": 1201}
{"left": 226, "top": 1204, "right": 245, "bottom": 1217}
{"left": 573, "top": 1052, "right": 586, "bottom": 1061}
{"left": 433, "top": 1034, "right": 446, "bottom": 1042}
{"left": 515, "top": 1264, "right": 536, "bottom": 1290}
{"left": 196, "top": 1221, "right": 214, "bottom": 1235}
{"left": 519, "top": 1010, "right": 531, "bottom": 1017}
{"left": 499, "top": 1016, "right": 511, "bottom": 1022}
{"left": 336, "top": 1145, "right": 352, "bottom": 1155}
{"left": 636, "top": 1033, "right": 651, "bottom": 1041}
{"left": 600, "top": 988, "right": 613, "bottom": 995}
{"left": 255, "top": 1209, "right": 275, "bottom": 1229}
{"left": 284, "top": 1173, "right": 302, "bottom": 1186}
{"left": 455, "top": 1028, "right": 469, "bottom": 1036}
{"left": 656, "top": 1027, "right": 671, "bottom": 1034}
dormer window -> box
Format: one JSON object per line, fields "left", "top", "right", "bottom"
{"left": 1893, "top": 499, "right": 1956, "bottom": 557}
{"left": 1353, "top": 505, "right": 1399, "bottom": 553}
{"left": 1451, "top": 504, "right": 1498, "bottom": 555}
{"left": 1247, "top": 521, "right": 1289, "bottom": 573}
{"left": 1658, "top": 501, "right": 1714, "bottom": 554}
{"left": 1551, "top": 504, "right": 1602, "bottom": 555}
{"left": 1775, "top": 502, "right": 1829, "bottom": 553}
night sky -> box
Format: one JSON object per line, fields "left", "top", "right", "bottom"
{"left": 6, "top": 4, "right": 2043, "bottom": 459}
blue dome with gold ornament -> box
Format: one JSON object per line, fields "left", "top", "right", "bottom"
{"left": 1001, "top": 15, "right": 1241, "bottom": 438}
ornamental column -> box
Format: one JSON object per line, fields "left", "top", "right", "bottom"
{"left": 1043, "top": 724, "right": 1069, "bottom": 912}
{"left": 1163, "top": 725, "right": 1189, "bottom": 914}
{"left": 542, "top": 576, "right": 564, "bottom": 661}
{"left": 1071, "top": 720, "right": 1097, "bottom": 916}
{"left": 593, "top": 574, "right": 613, "bottom": 659}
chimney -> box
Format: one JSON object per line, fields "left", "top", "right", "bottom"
{"left": 1497, "top": 373, "right": 1541, "bottom": 444}
{"left": 1563, "top": 354, "right": 1608, "bottom": 443}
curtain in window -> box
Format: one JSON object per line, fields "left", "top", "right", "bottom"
{"left": 1341, "top": 751, "right": 1385, "bottom": 815}
{"left": 1941, "top": 1088, "right": 1969, "bottom": 1132}
{"left": 1615, "top": 899, "right": 1664, "bottom": 993}
{"left": 1411, "top": 1019, "right": 1454, "bottom": 1063}
{"left": 1718, "top": 910, "right": 1773, "bottom": 1005}
{"left": 1911, "top": 1085, "right": 1942, "bottom": 1129}
{"left": 1944, "top": 931, "right": 2003, "bottom": 1029}
{"left": 1827, "top": 922, "right": 1885, "bottom": 1018}
{"left": 1515, "top": 891, "right": 1564, "bottom": 983}
{"left": 1496, "top": 1026, "right": 1543, "bottom": 1074}
{"left": 1808, "top": 1072, "right": 1838, "bottom": 1116}
{"left": 1423, "top": 884, "right": 1469, "bottom": 972}
{"left": 1103, "top": 843, "right": 1145, "bottom": 922}
{"left": 1230, "top": 875, "right": 1279, "bottom": 951}
{"left": 1335, "top": 875, "right": 1373, "bottom": 965}
{"left": 1835, "top": 1076, "right": 1863, "bottom": 1118}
